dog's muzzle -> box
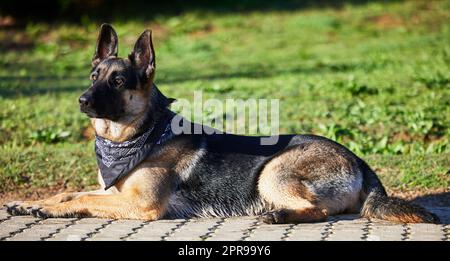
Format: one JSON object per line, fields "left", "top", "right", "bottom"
{"left": 78, "top": 93, "right": 97, "bottom": 116}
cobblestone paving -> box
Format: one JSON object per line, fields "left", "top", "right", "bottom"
{"left": 0, "top": 207, "right": 448, "bottom": 241}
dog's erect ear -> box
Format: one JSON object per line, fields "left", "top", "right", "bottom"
{"left": 92, "top": 24, "right": 118, "bottom": 68}
{"left": 129, "top": 29, "right": 155, "bottom": 82}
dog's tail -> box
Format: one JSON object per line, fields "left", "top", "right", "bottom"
{"left": 359, "top": 161, "right": 439, "bottom": 223}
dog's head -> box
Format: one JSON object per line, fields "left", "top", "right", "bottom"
{"left": 79, "top": 24, "right": 167, "bottom": 121}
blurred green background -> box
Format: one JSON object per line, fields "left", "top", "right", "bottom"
{"left": 0, "top": 0, "right": 449, "bottom": 200}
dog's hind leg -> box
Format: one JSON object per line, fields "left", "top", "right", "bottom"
{"left": 257, "top": 142, "right": 362, "bottom": 224}
{"left": 258, "top": 168, "right": 329, "bottom": 224}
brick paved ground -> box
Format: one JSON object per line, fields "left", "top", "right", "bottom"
{"left": 0, "top": 207, "right": 448, "bottom": 241}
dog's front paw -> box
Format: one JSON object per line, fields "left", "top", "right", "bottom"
{"left": 5, "top": 201, "right": 35, "bottom": 216}
{"left": 259, "top": 210, "right": 288, "bottom": 224}
{"left": 31, "top": 207, "right": 52, "bottom": 219}
{"left": 31, "top": 206, "right": 84, "bottom": 219}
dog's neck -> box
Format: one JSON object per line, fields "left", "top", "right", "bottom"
{"left": 91, "top": 84, "right": 171, "bottom": 143}
{"left": 91, "top": 115, "right": 146, "bottom": 142}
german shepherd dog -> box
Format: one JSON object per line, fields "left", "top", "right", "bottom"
{"left": 6, "top": 24, "right": 439, "bottom": 224}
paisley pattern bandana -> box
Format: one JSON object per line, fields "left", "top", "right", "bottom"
{"left": 95, "top": 111, "right": 175, "bottom": 189}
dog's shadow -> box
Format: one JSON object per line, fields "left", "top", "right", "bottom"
{"left": 332, "top": 192, "right": 450, "bottom": 224}
{"left": 411, "top": 191, "right": 450, "bottom": 224}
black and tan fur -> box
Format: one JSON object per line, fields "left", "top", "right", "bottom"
{"left": 6, "top": 24, "right": 439, "bottom": 224}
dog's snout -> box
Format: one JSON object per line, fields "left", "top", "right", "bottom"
{"left": 79, "top": 91, "right": 99, "bottom": 117}
{"left": 79, "top": 95, "right": 90, "bottom": 107}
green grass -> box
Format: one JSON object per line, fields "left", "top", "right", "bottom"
{"left": 1, "top": 0, "right": 449, "bottom": 194}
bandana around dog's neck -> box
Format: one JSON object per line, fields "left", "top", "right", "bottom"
{"left": 95, "top": 111, "right": 175, "bottom": 189}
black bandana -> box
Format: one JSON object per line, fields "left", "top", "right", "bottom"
{"left": 95, "top": 111, "right": 175, "bottom": 189}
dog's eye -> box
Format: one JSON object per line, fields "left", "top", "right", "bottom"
{"left": 114, "top": 77, "right": 124, "bottom": 87}
{"left": 91, "top": 73, "right": 98, "bottom": 82}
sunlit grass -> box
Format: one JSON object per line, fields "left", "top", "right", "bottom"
{"left": 0, "top": 0, "right": 449, "bottom": 193}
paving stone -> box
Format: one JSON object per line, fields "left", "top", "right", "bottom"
{"left": 41, "top": 218, "right": 78, "bottom": 224}
{"left": 326, "top": 219, "right": 367, "bottom": 241}
{"left": 165, "top": 218, "right": 222, "bottom": 241}
{"left": 46, "top": 219, "right": 111, "bottom": 241}
{"left": 48, "top": 234, "right": 85, "bottom": 241}
{"left": 8, "top": 224, "right": 68, "bottom": 241}
{"left": 0, "top": 207, "right": 448, "bottom": 241}
{"left": 285, "top": 223, "right": 327, "bottom": 241}
{"left": 207, "top": 217, "right": 258, "bottom": 241}
{"left": 127, "top": 219, "right": 185, "bottom": 241}
{"left": 408, "top": 224, "right": 445, "bottom": 241}
{"left": 87, "top": 236, "right": 124, "bottom": 241}
{"left": 106, "top": 219, "right": 144, "bottom": 227}
{"left": 246, "top": 224, "right": 291, "bottom": 241}
{"left": 365, "top": 222, "right": 405, "bottom": 241}
{"left": 0, "top": 216, "right": 39, "bottom": 240}
{"left": 88, "top": 220, "right": 145, "bottom": 241}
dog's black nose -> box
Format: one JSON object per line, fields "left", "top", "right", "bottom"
{"left": 79, "top": 96, "right": 90, "bottom": 107}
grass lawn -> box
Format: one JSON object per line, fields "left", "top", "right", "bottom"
{"left": 0, "top": 0, "right": 449, "bottom": 200}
